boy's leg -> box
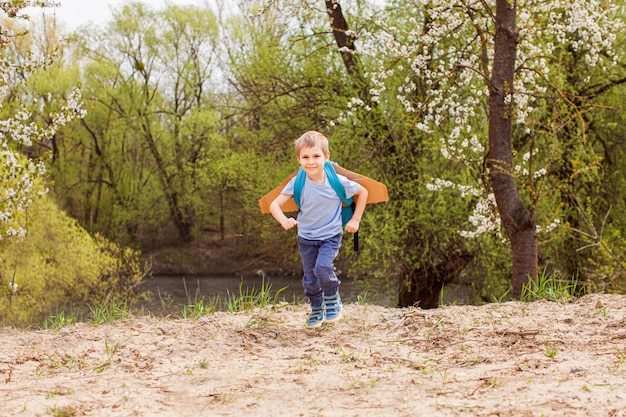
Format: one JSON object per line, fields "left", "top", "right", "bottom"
{"left": 315, "top": 234, "right": 343, "bottom": 323}
{"left": 297, "top": 236, "right": 323, "bottom": 306}
{"left": 297, "top": 236, "right": 324, "bottom": 328}
{"left": 314, "top": 234, "right": 342, "bottom": 294}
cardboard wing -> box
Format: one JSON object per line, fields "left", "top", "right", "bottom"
{"left": 258, "top": 165, "right": 388, "bottom": 214}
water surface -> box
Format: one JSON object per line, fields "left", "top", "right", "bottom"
{"left": 137, "top": 274, "right": 394, "bottom": 314}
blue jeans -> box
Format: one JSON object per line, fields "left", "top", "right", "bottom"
{"left": 297, "top": 234, "right": 342, "bottom": 306}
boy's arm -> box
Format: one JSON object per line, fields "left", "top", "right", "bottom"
{"left": 345, "top": 186, "right": 368, "bottom": 234}
{"left": 269, "top": 194, "right": 299, "bottom": 230}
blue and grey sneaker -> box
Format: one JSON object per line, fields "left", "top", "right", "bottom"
{"left": 324, "top": 292, "right": 343, "bottom": 323}
{"left": 306, "top": 304, "right": 325, "bottom": 328}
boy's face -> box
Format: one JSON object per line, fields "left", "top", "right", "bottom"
{"left": 297, "top": 146, "right": 329, "bottom": 178}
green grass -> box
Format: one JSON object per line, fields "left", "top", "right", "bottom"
{"left": 48, "top": 405, "right": 78, "bottom": 417}
{"left": 93, "top": 340, "right": 119, "bottom": 373}
{"left": 179, "top": 296, "right": 220, "bottom": 319}
{"left": 225, "top": 278, "right": 287, "bottom": 313}
{"left": 178, "top": 277, "right": 289, "bottom": 317}
{"left": 543, "top": 340, "right": 558, "bottom": 358}
{"left": 89, "top": 300, "right": 130, "bottom": 325}
{"left": 355, "top": 293, "right": 369, "bottom": 305}
{"left": 39, "top": 277, "right": 290, "bottom": 328}
{"left": 521, "top": 268, "right": 580, "bottom": 303}
{"left": 42, "top": 310, "right": 79, "bottom": 330}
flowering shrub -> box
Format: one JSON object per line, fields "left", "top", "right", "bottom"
{"left": 0, "top": 196, "right": 145, "bottom": 327}
{"left": 0, "top": 2, "right": 121, "bottom": 325}
{"left": 0, "top": 1, "right": 87, "bottom": 240}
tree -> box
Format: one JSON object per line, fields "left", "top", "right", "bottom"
{"left": 57, "top": 2, "right": 222, "bottom": 243}
{"left": 320, "top": 0, "right": 475, "bottom": 306}
{"left": 0, "top": 2, "right": 86, "bottom": 241}
{"left": 345, "top": 0, "right": 624, "bottom": 300}
{"left": 0, "top": 3, "right": 144, "bottom": 327}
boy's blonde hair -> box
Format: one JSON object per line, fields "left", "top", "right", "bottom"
{"left": 294, "top": 131, "right": 330, "bottom": 157}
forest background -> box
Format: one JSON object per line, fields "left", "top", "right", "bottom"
{"left": 0, "top": 0, "right": 625, "bottom": 327}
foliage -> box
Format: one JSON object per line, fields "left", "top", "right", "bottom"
{"left": 331, "top": 0, "right": 626, "bottom": 301}
{"left": 0, "top": 2, "right": 86, "bottom": 240}
{"left": 0, "top": 196, "right": 145, "bottom": 327}
{"left": 50, "top": 2, "right": 225, "bottom": 243}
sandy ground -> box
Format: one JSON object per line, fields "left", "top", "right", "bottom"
{"left": 2, "top": 293, "right": 626, "bottom": 417}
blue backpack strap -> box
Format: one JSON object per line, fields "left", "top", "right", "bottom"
{"left": 324, "top": 161, "right": 352, "bottom": 207}
{"left": 325, "top": 162, "right": 359, "bottom": 252}
{"left": 325, "top": 162, "right": 354, "bottom": 227}
{"left": 293, "top": 167, "right": 307, "bottom": 209}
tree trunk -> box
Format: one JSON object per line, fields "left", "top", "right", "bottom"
{"left": 489, "top": 0, "right": 537, "bottom": 299}
{"left": 398, "top": 249, "right": 472, "bottom": 308}
{"left": 141, "top": 118, "right": 193, "bottom": 242}
{"left": 324, "top": 2, "right": 362, "bottom": 83}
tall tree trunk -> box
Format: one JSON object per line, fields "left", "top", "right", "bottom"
{"left": 489, "top": 0, "right": 537, "bottom": 298}
{"left": 141, "top": 118, "right": 193, "bottom": 242}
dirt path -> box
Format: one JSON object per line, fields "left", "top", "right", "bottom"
{"left": 2, "top": 293, "right": 626, "bottom": 416}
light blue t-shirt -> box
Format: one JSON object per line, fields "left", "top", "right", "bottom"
{"left": 282, "top": 174, "right": 361, "bottom": 240}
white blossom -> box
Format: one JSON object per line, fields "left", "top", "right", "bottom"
{"left": 537, "top": 218, "right": 561, "bottom": 234}
{"left": 0, "top": 12, "right": 87, "bottom": 240}
{"left": 345, "top": 0, "right": 621, "bottom": 239}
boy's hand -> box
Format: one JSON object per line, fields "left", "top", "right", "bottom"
{"left": 345, "top": 218, "right": 360, "bottom": 233}
{"left": 346, "top": 186, "right": 367, "bottom": 234}
{"left": 281, "top": 217, "right": 298, "bottom": 230}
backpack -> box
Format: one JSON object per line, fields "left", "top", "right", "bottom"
{"left": 293, "top": 161, "right": 359, "bottom": 251}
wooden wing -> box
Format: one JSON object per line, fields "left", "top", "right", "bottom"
{"left": 258, "top": 166, "right": 388, "bottom": 214}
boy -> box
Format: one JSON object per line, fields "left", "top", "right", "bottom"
{"left": 269, "top": 131, "right": 368, "bottom": 328}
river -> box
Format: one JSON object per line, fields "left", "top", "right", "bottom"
{"left": 137, "top": 274, "right": 395, "bottom": 315}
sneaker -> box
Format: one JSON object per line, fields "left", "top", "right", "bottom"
{"left": 306, "top": 304, "right": 325, "bottom": 328}
{"left": 324, "top": 292, "right": 343, "bottom": 323}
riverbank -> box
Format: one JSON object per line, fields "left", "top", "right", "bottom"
{"left": 2, "top": 293, "right": 626, "bottom": 416}
{"left": 137, "top": 274, "right": 396, "bottom": 316}
{"left": 137, "top": 233, "right": 392, "bottom": 315}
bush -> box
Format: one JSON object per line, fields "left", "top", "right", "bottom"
{"left": 0, "top": 197, "right": 146, "bottom": 327}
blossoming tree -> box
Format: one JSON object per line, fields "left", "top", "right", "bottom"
{"left": 339, "top": 0, "right": 623, "bottom": 298}
{"left": 0, "top": 1, "right": 86, "bottom": 241}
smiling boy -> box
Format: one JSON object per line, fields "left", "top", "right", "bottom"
{"left": 269, "top": 131, "right": 368, "bottom": 328}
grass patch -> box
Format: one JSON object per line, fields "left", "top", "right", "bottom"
{"left": 225, "top": 278, "right": 287, "bottom": 313}
{"left": 177, "top": 277, "right": 289, "bottom": 317}
{"left": 89, "top": 300, "right": 130, "bottom": 325}
{"left": 179, "top": 296, "right": 220, "bottom": 319}
{"left": 42, "top": 310, "right": 79, "bottom": 330}
{"left": 521, "top": 268, "right": 580, "bottom": 303}
{"left": 93, "top": 340, "right": 119, "bottom": 373}
{"left": 38, "top": 277, "right": 291, "bottom": 328}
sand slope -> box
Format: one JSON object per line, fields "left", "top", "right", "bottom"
{"left": 2, "top": 293, "right": 626, "bottom": 416}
